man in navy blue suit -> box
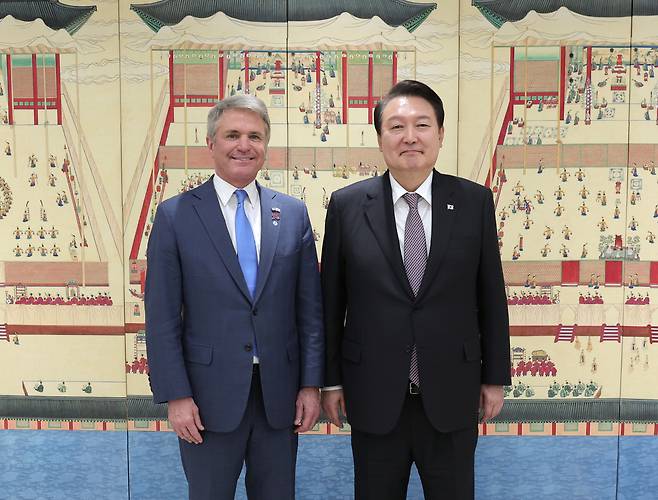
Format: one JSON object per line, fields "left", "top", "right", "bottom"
{"left": 146, "top": 95, "right": 324, "bottom": 500}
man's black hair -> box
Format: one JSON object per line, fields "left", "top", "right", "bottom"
{"left": 373, "top": 79, "right": 445, "bottom": 135}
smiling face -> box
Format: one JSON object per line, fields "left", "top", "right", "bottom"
{"left": 377, "top": 95, "right": 444, "bottom": 182}
{"left": 207, "top": 108, "right": 268, "bottom": 188}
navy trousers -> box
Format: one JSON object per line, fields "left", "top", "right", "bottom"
{"left": 179, "top": 367, "right": 298, "bottom": 500}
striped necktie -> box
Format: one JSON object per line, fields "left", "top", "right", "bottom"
{"left": 403, "top": 192, "right": 427, "bottom": 386}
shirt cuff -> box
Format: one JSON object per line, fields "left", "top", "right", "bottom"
{"left": 322, "top": 385, "right": 343, "bottom": 391}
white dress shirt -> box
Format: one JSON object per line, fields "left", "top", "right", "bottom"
{"left": 212, "top": 174, "right": 261, "bottom": 363}
{"left": 390, "top": 171, "right": 433, "bottom": 257}
{"left": 212, "top": 174, "right": 261, "bottom": 261}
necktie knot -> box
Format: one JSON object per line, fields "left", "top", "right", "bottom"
{"left": 235, "top": 189, "right": 248, "bottom": 205}
{"left": 403, "top": 192, "right": 420, "bottom": 210}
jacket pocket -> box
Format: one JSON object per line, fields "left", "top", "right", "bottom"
{"left": 342, "top": 339, "right": 362, "bottom": 363}
{"left": 287, "top": 338, "right": 300, "bottom": 361}
{"left": 183, "top": 341, "right": 213, "bottom": 365}
{"left": 463, "top": 338, "right": 481, "bottom": 362}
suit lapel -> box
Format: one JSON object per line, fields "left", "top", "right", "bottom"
{"left": 364, "top": 171, "right": 415, "bottom": 299}
{"left": 192, "top": 178, "right": 252, "bottom": 302}
{"left": 253, "top": 184, "right": 279, "bottom": 304}
{"left": 416, "top": 171, "right": 457, "bottom": 301}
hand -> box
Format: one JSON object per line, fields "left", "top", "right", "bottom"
{"left": 294, "top": 387, "right": 321, "bottom": 433}
{"left": 479, "top": 384, "right": 504, "bottom": 423}
{"left": 321, "top": 389, "right": 346, "bottom": 428}
{"left": 168, "top": 397, "right": 204, "bottom": 444}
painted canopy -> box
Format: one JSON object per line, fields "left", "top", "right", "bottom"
{"left": 142, "top": 11, "right": 438, "bottom": 52}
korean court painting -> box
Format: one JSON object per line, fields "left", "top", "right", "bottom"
{"left": 0, "top": 1, "right": 657, "bottom": 499}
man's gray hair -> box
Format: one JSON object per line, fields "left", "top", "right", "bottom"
{"left": 206, "top": 95, "right": 271, "bottom": 141}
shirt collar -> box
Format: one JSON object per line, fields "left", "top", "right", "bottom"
{"left": 213, "top": 174, "right": 259, "bottom": 207}
{"left": 389, "top": 170, "right": 433, "bottom": 206}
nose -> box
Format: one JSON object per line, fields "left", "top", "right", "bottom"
{"left": 236, "top": 134, "right": 251, "bottom": 150}
{"left": 403, "top": 127, "right": 417, "bottom": 144}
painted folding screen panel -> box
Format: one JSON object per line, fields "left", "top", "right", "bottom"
{"left": 0, "top": 1, "right": 128, "bottom": 499}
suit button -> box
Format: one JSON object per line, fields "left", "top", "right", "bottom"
{"left": 252, "top": 308, "right": 258, "bottom": 316}
{"left": 244, "top": 344, "right": 253, "bottom": 352}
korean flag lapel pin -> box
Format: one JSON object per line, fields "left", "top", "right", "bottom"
{"left": 271, "top": 207, "right": 281, "bottom": 226}
{"left": 447, "top": 203, "right": 454, "bottom": 211}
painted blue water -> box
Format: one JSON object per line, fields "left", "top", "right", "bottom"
{"left": 0, "top": 430, "right": 128, "bottom": 500}
{"left": 1, "top": 431, "right": 657, "bottom": 499}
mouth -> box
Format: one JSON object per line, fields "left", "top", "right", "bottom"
{"left": 401, "top": 150, "right": 422, "bottom": 155}
{"left": 231, "top": 156, "right": 255, "bottom": 161}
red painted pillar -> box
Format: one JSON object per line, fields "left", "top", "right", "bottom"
{"left": 392, "top": 51, "right": 398, "bottom": 86}
{"left": 517, "top": 422, "right": 523, "bottom": 435}
{"left": 168, "top": 50, "right": 174, "bottom": 122}
{"left": 342, "top": 51, "right": 348, "bottom": 124}
{"left": 219, "top": 50, "right": 224, "bottom": 100}
{"left": 244, "top": 51, "right": 249, "bottom": 94}
{"left": 315, "top": 50, "right": 321, "bottom": 87}
{"left": 586, "top": 46, "right": 592, "bottom": 82}
{"left": 32, "top": 53, "right": 39, "bottom": 125}
{"left": 585, "top": 421, "right": 591, "bottom": 435}
{"left": 55, "top": 53, "right": 62, "bottom": 125}
{"left": 559, "top": 47, "right": 566, "bottom": 121}
{"left": 481, "top": 423, "right": 487, "bottom": 435}
{"left": 509, "top": 47, "right": 515, "bottom": 105}
{"left": 551, "top": 422, "right": 557, "bottom": 435}
{"left": 6, "top": 54, "right": 13, "bottom": 125}
{"left": 367, "top": 51, "right": 374, "bottom": 124}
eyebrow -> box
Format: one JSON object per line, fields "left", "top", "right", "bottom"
{"left": 385, "top": 114, "right": 433, "bottom": 121}
{"left": 223, "top": 129, "right": 264, "bottom": 136}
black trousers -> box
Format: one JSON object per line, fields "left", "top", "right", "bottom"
{"left": 351, "top": 392, "right": 478, "bottom": 500}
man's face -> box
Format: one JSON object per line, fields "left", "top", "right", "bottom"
{"left": 377, "top": 95, "right": 444, "bottom": 179}
{"left": 207, "top": 108, "right": 268, "bottom": 188}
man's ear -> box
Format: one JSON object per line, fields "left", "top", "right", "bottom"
{"left": 377, "top": 134, "right": 383, "bottom": 152}
{"left": 206, "top": 136, "right": 213, "bottom": 151}
{"left": 438, "top": 127, "right": 445, "bottom": 148}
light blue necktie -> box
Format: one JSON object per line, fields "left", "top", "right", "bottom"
{"left": 234, "top": 189, "right": 258, "bottom": 298}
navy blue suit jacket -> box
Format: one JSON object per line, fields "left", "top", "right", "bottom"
{"left": 145, "top": 177, "right": 324, "bottom": 432}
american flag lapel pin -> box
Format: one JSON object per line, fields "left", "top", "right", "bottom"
{"left": 271, "top": 207, "right": 281, "bottom": 226}
{"left": 447, "top": 204, "right": 454, "bottom": 211}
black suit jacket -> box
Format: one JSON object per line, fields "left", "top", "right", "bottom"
{"left": 321, "top": 170, "right": 511, "bottom": 434}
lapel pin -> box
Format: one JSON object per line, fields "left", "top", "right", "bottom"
{"left": 272, "top": 207, "right": 281, "bottom": 226}
{"left": 447, "top": 204, "right": 454, "bottom": 210}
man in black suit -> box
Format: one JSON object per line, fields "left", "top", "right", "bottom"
{"left": 321, "top": 80, "right": 510, "bottom": 500}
